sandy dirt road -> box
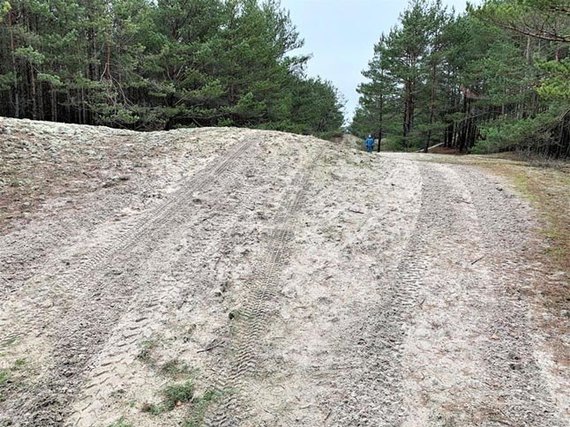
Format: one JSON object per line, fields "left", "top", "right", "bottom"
{"left": 0, "top": 119, "right": 568, "bottom": 426}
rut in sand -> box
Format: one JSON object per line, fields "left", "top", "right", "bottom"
{"left": 0, "top": 119, "right": 567, "bottom": 426}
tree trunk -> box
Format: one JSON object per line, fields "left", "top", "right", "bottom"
{"left": 51, "top": 87, "right": 58, "bottom": 122}
{"left": 458, "top": 96, "right": 470, "bottom": 153}
{"left": 424, "top": 61, "right": 437, "bottom": 153}
{"left": 104, "top": 39, "right": 112, "bottom": 80}
{"left": 403, "top": 80, "right": 412, "bottom": 140}
{"left": 8, "top": 10, "right": 20, "bottom": 117}
{"left": 377, "top": 71, "right": 384, "bottom": 153}
{"left": 30, "top": 63, "right": 37, "bottom": 120}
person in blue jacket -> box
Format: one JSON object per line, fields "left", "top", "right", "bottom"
{"left": 364, "top": 134, "right": 374, "bottom": 153}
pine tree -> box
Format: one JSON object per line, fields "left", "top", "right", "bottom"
{"left": 0, "top": 0, "right": 344, "bottom": 136}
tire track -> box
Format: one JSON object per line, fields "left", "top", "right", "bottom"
{"left": 328, "top": 159, "right": 564, "bottom": 426}
{"left": 204, "top": 151, "right": 319, "bottom": 427}
{"left": 455, "top": 165, "right": 565, "bottom": 426}
{"left": 66, "top": 147, "right": 264, "bottom": 427}
{"left": 0, "top": 138, "right": 255, "bottom": 347}
{"left": 0, "top": 138, "right": 259, "bottom": 426}
{"left": 0, "top": 132, "right": 159, "bottom": 300}
{"left": 324, "top": 162, "right": 429, "bottom": 426}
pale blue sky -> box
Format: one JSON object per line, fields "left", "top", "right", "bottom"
{"left": 281, "top": 0, "right": 479, "bottom": 121}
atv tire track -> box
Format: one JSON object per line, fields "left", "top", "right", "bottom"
{"left": 204, "top": 153, "right": 319, "bottom": 427}
{"left": 0, "top": 138, "right": 255, "bottom": 347}
{"left": 66, "top": 150, "right": 264, "bottom": 427}
{"left": 0, "top": 138, "right": 259, "bottom": 426}
{"left": 1, "top": 124, "right": 567, "bottom": 427}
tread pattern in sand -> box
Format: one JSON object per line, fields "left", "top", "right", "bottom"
{"left": 0, "top": 138, "right": 255, "bottom": 346}
{"left": 204, "top": 153, "right": 319, "bottom": 427}
{"left": 0, "top": 138, "right": 259, "bottom": 426}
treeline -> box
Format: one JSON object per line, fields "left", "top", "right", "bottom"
{"left": 0, "top": 0, "right": 344, "bottom": 135}
{"left": 351, "top": 0, "right": 570, "bottom": 158}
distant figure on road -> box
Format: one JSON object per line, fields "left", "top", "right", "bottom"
{"left": 364, "top": 134, "right": 374, "bottom": 153}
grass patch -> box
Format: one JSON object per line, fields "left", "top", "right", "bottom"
{"left": 141, "top": 402, "right": 166, "bottom": 415}
{"left": 13, "top": 359, "right": 26, "bottom": 369}
{"left": 163, "top": 380, "right": 195, "bottom": 410}
{"left": 0, "top": 370, "right": 8, "bottom": 386}
{"left": 136, "top": 339, "right": 159, "bottom": 365}
{"left": 108, "top": 418, "right": 132, "bottom": 427}
{"left": 160, "top": 359, "right": 192, "bottom": 379}
{"left": 0, "top": 369, "right": 10, "bottom": 402}
{"left": 141, "top": 380, "right": 195, "bottom": 415}
{"left": 183, "top": 389, "right": 222, "bottom": 427}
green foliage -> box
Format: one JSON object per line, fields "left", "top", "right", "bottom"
{"left": 183, "top": 389, "right": 221, "bottom": 427}
{"left": 1, "top": 1, "right": 10, "bottom": 17}
{"left": 37, "top": 72, "right": 63, "bottom": 87}
{"left": 159, "top": 359, "right": 192, "bottom": 379}
{"left": 474, "top": 0, "right": 570, "bottom": 42}
{"left": 0, "top": 0, "right": 343, "bottom": 136}
{"left": 0, "top": 72, "right": 15, "bottom": 90}
{"left": 475, "top": 109, "right": 567, "bottom": 154}
{"left": 163, "top": 381, "right": 195, "bottom": 410}
{"left": 14, "top": 46, "right": 44, "bottom": 64}
{"left": 352, "top": 0, "right": 570, "bottom": 157}
{"left": 537, "top": 59, "right": 570, "bottom": 101}
{"left": 108, "top": 418, "right": 133, "bottom": 427}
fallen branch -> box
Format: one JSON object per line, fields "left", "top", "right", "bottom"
{"left": 471, "top": 256, "right": 485, "bottom": 265}
{"left": 197, "top": 342, "right": 223, "bottom": 353}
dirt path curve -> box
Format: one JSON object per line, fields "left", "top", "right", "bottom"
{"left": 0, "top": 123, "right": 567, "bottom": 427}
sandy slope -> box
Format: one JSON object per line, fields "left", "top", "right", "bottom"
{"left": 0, "top": 118, "right": 568, "bottom": 427}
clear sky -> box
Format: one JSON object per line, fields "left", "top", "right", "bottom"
{"left": 281, "top": 0, "right": 478, "bottom": 122}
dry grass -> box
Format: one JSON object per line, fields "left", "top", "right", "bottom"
{"left": 481, "top": 161, "right": 569, "bottom": 272}
{"left": 481, "top": 162, "right": 569, "bottom": 337}
{"left": 420, "top": 152, "right": 569, "bottom": 367}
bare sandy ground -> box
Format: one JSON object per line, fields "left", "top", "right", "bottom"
{"left": 0, "top": 119, "right": 568, "bottom": 427}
